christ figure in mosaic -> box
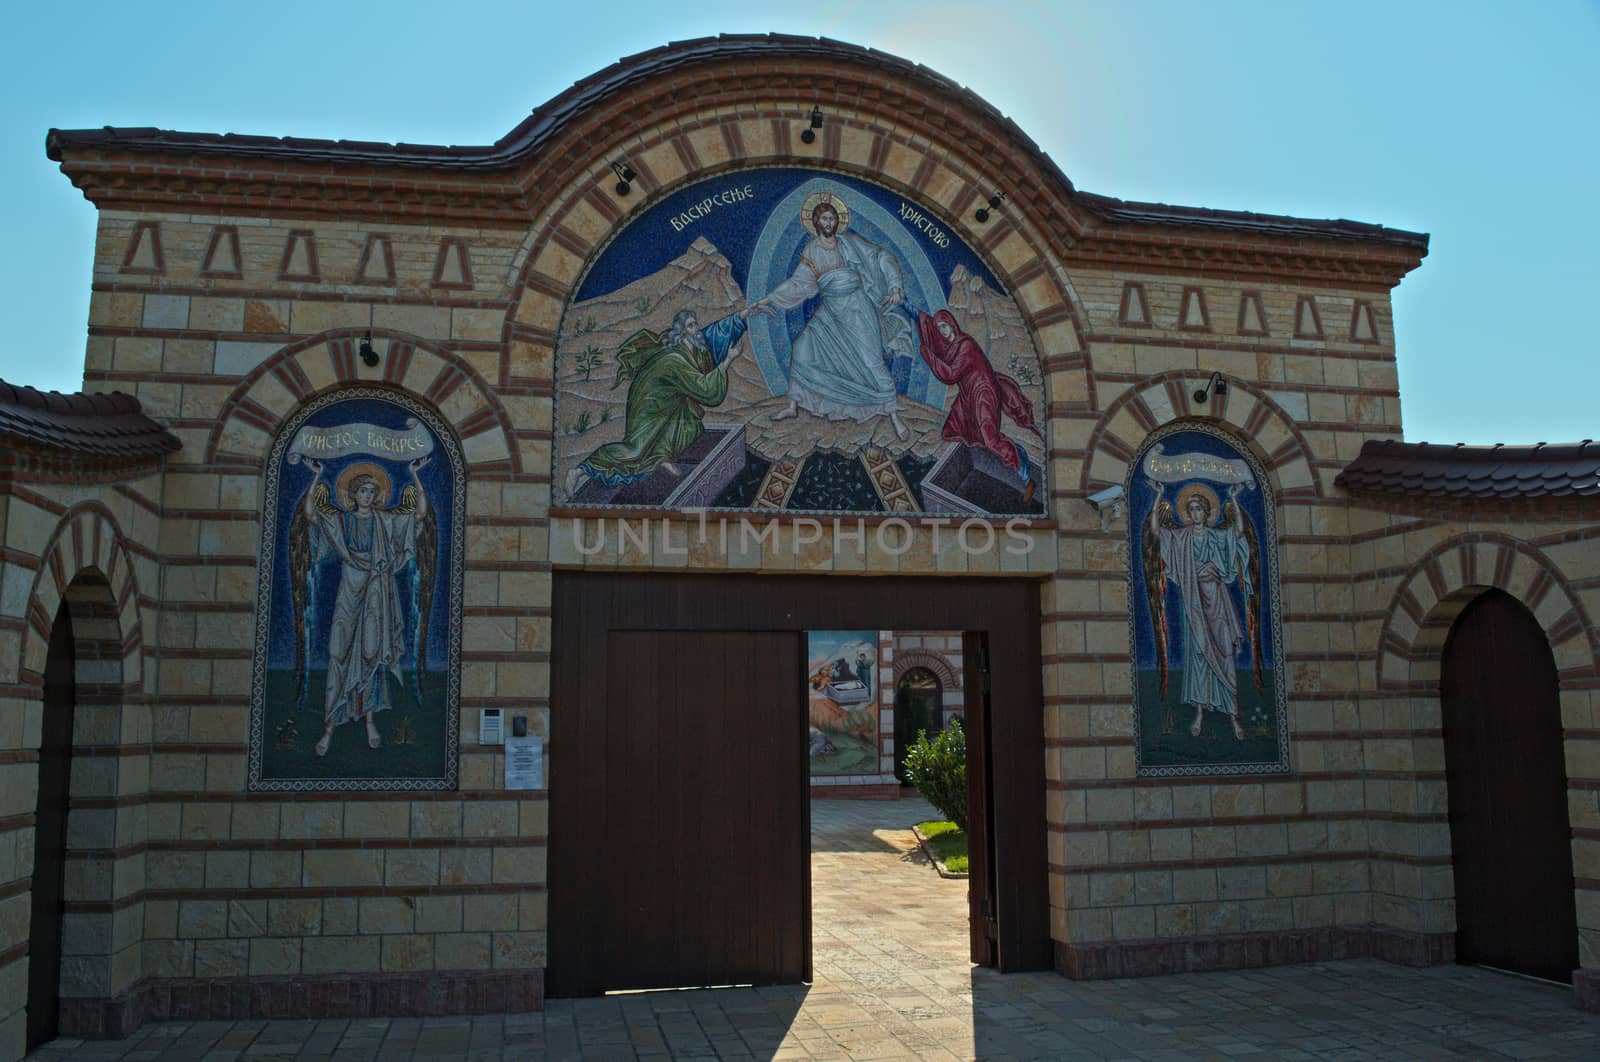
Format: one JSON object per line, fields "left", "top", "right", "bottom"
{"left": 746, "top": 195, "right": 913, "bottom": 440}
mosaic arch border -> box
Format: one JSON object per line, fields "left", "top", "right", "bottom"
{"left": 550, "top": 163, "right": 1053, "bottom": 517}
{"left": 1125, "top": 419, "right": 1292, "bottom": 778}
{"left": 246, "top": 385, "right": 467, "bottom": 792}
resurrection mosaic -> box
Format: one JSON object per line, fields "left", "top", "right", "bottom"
{"left": 1128, "top": 424, "right": 1291, "bottom": 777}
{"left": 555, "top": 168, "right": 1048, "bottom": 515}
{"left": 248, "top": 389, "right": 465, "bottom": 791}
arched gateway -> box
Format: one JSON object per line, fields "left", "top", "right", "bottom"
{"left": 5, "top": 32, "right": 1598, "bottom": 1051}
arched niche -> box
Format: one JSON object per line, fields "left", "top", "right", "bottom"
{"left": 246, "top": 386, "right": 467, "bottom": 792}
{"left": 1124, "top": 420, "right": 1291, "bottom": 777}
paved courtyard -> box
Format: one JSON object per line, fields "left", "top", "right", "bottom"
{"left": 30, "top": 796, "right": 1600, "bottom": 1059}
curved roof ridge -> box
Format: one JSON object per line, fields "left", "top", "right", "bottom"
{"left": 46, "top": 34, "right": 1428, "bottom": 252}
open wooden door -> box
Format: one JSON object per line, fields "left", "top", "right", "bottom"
{"left": 963, "top": 632, "right": 995, "bottom": 967}
{"left": 550, "top": 622, "right": 809, "bottom": 995}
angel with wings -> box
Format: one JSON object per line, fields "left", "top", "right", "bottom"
{"left": 1141, "top": 479, "right": 1263, "bottom": 740}
{"left": 290, "top": 455, "right": 438, "bottom": 756}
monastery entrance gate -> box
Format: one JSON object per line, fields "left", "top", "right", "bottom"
{"left": 546, "top": 572, "right": 1048, "bottom": 996}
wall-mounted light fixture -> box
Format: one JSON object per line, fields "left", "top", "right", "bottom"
{"left": 974, "top": 193, "right": 1005, "bottom": 224}
{"left": 611, "top": 161, "right": 636, "bottom": 196}
{"left": 800, "top": 106, "right": 824, "bottom": 144}
{"left": 1192, "top": 371, "right": 1229, "bottom": 405}
{"left": 358, "top": 331, "right": 379, "bottom": 368}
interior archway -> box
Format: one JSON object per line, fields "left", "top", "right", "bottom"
{"left": 894, "top": 667, "right": 944, "bottom": 784}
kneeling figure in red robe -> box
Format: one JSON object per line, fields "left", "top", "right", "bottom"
{"left": 916, "top": 309, "right": 1044, "bottom": 505}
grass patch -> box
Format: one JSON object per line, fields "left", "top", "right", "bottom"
{"left": 915, "top": 819, "right": 968, "bottom": 874}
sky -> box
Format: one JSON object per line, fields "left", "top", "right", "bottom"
{"left": 2, "top": 1, "right": 1596, "bottom": 445}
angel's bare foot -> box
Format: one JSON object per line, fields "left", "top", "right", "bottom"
{"left": 314, "top": 726, "right": 333, "bottom": 757}
{"left": 366, "top": 715, "right": 382, "bottom": 750}
{"left": 1231, "top": 718, "right": 1246, "bottom": 740}
{"left": 890, "top": 412, "right": 909, "bottom": 441}
{"left": 661, "top": 462, "right": 682, "bottom": 476}
{"left": 772, "top": 401, "right": 799, "bottom": 421}
{"left": 1189, "top": 709, "right": 1204, "bottom": 738}
{"left": 564, "top": 467, "right": 588, "bottom": 499}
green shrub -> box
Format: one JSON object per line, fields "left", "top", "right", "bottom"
{"left": 904, "top": 719, "right": 966, "bottom": 830}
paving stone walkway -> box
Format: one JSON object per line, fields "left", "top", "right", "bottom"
{"left": 30, "top": 796, "right": 1600, "bottom": 1059}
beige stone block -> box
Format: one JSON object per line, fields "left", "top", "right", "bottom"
{"left": 384, "top": 849, "right": 440, "bottom": 887}
{"left": 436, "top": 931, "right": 493, "bottom": 970}
{"left": 302, "top": 850, "right": 383, "bottom": 888}
{"left": 163, "top": 339, "right": 215, "bottom": 374}
{"left": 374, "top": 303, "right": 451, "bottom": 339}
{"left": 267, "top": 898, "right": 321, "bottom": 938}
{"left": 289, "top": 300, "right": 371, "bottom": 335}
{"left": 491, "top": 930, "right": 546, "bottom": 969}
{"left": 343, "top": 801, "right": 408, "bottom": 838}
{"left": 382, "top": 934, "right": 435, "bottom": 972}
{"left": 89, "top": 291, "right": 143, "bottom": 328}
{"left": 193, "top": 939, "right": 247, "bottom": 978}
{"left": 276, "top": 802, "right": 342, "bottom": 840}
{"left": 189, "top": 296, "right": 245, "bottom": 332}
{"left": 453, "top": 307, "right": 503, "bottom": 342}
{"left": 414, "top": 895, "right": 462, "bottom": 934}
{"left": 492, "top": 846, "right": 547, "bottom": 885}
{"left": 301, "top": 934, "right": 379, "bottom": 975}
{"left": 411, "top": 801, "right": 462, "bottom": 839}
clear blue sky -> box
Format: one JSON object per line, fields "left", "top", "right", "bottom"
{"left": 3, "top": 1, "right": 1596, "bottom": 444}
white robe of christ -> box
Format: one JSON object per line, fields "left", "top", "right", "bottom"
{"left": 762, "top": 233, "right": 913, "bottom": 419}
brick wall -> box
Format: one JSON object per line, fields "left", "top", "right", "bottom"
{"left": 4, "top": 38, "right": 1593, "bottom": 1052}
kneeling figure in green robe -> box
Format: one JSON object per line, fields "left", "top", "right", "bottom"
{"left": 565, "top": 308, "right": 750, "bottom": 498}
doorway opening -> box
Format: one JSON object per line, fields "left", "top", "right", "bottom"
{"left": 27, "top": 599, "right": 75, "bottom": 1052}
{"left": 893, "top": 667, "right": 943, "bottom": 784}
{"left": 547, "top": 573, "right": 1047, "bottom": 998}
{"left": 1441, "top": 588, "right": 1578, "bottom": 984}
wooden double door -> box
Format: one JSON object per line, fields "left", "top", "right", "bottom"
{"left": 1441, "top": 589, "right": 1578, "bottom": 983}
{"left": 547, "top": 573, "right": 1047, "bottom": 997}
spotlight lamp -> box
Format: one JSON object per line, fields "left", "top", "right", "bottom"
{"left": 800, "top": 106, "right": 824, "bottom": 144}
{"left": 1192, "top": 371, "right": 1229, "bottom": 405}
{"left": 358, "top": 331, "right": 379, "bottom": 368}
{"left": 610, "top": 160, "right": 636, "bottom": 196}
{"left": 974, "top": 193, "right": 1005, "bottom": 224}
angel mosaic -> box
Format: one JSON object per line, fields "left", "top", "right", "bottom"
{"left": 1141, "top": 479, "right": 1262, "bottom": 740}
{"left": 289, "top": 455, "right": 438, "bottom": 756}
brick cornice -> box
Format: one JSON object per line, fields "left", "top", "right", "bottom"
{"left": 51, "top": 36, "right": 1426, "bottom": 287}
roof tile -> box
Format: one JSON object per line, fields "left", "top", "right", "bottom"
{"left": 1336, "top": 439, "right": 1600, "bottom": 500}
{"left": 0, "top": 379, "right": 181, "bottom": 459}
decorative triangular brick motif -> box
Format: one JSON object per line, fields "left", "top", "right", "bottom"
{"left": 200, "top": 226, "right": 242, "bottom": 278}
{"left": 1179, "top": 287, "right": 1209, "bottom": 330}
{"left": 356, "top": 234, "right": 397, "bottom": 285}
{"left": 121, "top": 222, "right": 163, "bottom": 275}
{"left": 1295, "top": 295, "right": 1323, "bottom": 338}
{"left": 1237, "top": 292, "right": 1267, "bottom": 335}
{"left": 1351, "top": 301, "right": 1377, "bottom": 342}
{"left": 1119, "top": 282, "right": 1150, "bottom": 327}
{"left": 432, "top": 238, "right": 473, "bottom": 290}
{"left": 278, "top": 229, "right": 320, "bottom": 281}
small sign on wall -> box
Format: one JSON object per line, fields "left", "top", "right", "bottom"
{"left": 505, "top": 733, "right": 543, "bottom": 790}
